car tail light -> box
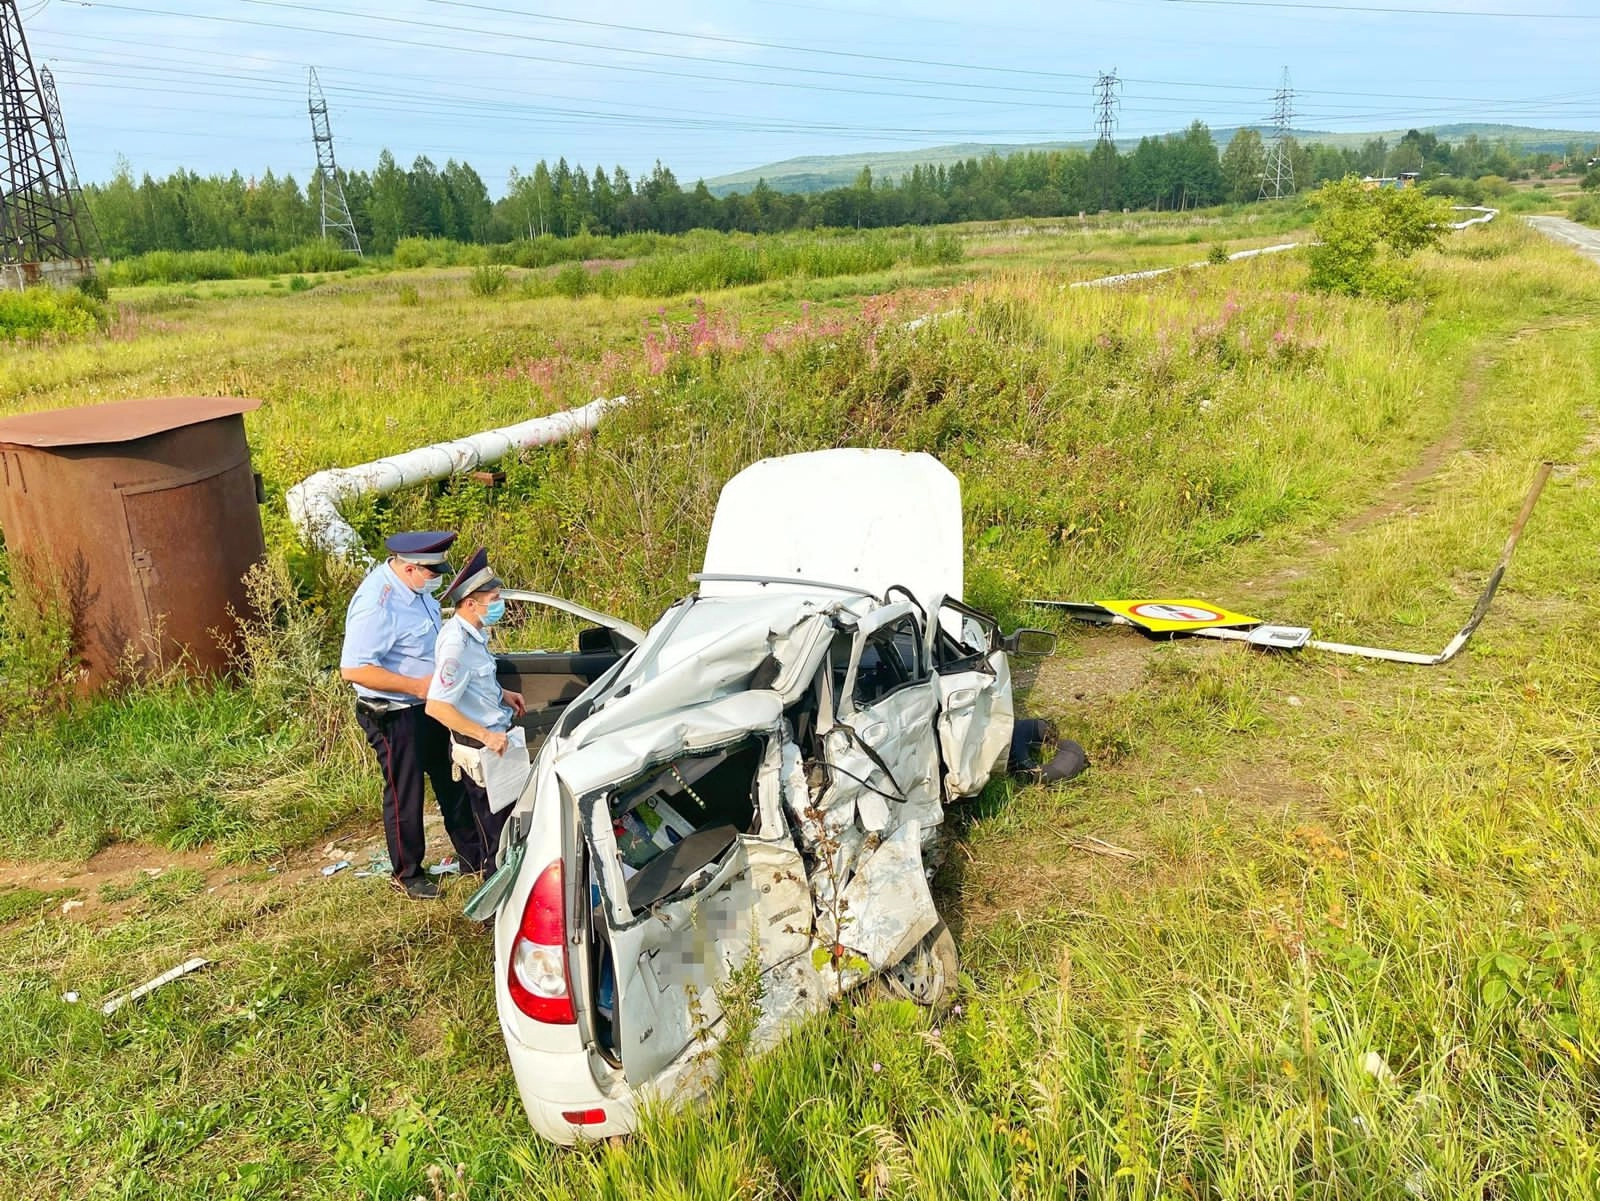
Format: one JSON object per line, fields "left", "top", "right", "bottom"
{"left": 561, "top": 1107, "right": 607, "bottom": 1126}
{"left": 508, "top": 860, "right": 576, "bottom": 1024}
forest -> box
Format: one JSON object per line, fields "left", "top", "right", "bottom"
{"left": 83, "top": 124, "right": 1567, "bottom": 258}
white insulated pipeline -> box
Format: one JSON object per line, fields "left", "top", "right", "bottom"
{"left": 285, "top": 395, "right": 624, "bottom": 562}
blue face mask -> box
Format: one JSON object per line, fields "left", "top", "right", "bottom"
{"left": 482, "top": 598, "right": 506, "bottom": 626}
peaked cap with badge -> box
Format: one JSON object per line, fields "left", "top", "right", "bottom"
{"left": 440, "top": 545, "right": 503, "bottom": 607}
{"left": 386, "top": 530, "right": 457, "bottom": 575}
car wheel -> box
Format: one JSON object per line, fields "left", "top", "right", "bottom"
{"left": 884, "top": 921, "right": 958, "bottom": 1008}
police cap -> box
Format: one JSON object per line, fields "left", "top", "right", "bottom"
{"left": 385, "top": 530, "right": 457, "bottom": 576}
{"left": 441, "top": 545, "right": 502, "bottom": 606}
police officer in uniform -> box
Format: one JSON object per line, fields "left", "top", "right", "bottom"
{"left": 340, "top": 531, "right": 491, "bottom": 900}
{"left": 426, "top": 546, "right": 525, "bottom": 863}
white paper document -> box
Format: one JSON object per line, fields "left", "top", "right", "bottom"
{"left": 482, "top": 727, "right": 532, "bottom": 813}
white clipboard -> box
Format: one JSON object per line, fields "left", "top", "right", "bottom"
{"left": 481, "top": 727, "right": 532, "bottom": 813}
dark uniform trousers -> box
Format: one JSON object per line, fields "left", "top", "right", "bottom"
{"left": 355, "top": 703, "right": 506, "bottom": 879}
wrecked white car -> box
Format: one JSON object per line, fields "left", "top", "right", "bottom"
{"left": 474, "top": 449, "right": 1060, "bottom": 1145}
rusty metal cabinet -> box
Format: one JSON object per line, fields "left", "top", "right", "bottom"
{"left": 0, "top": 396, "right": 267, "bottom": 691}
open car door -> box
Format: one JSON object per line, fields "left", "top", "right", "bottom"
{"left": 568, "top": 701, "right": 818, "bottom": 1089}
{"left": 496, "top": 589, "right": 644, "bottom": 758}
{"left": 928, "top": 597, "right": 1013, "bottom": 800}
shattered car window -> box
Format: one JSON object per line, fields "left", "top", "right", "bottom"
{"left": 607, "top": 740, "right": 761, "bottom": 908}
{"left": 853, "top": 615, "right": 925, "bottom": 707}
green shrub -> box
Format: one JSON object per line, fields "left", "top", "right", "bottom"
{"left": 391, "top": 237, "right": 433, "bottom": 269}
{"left": 1306, "top": 175, "right": 1451, "bottom": 300}
{"left": 102, "top": 241, "right": 358, "bottom": 286}
{"left": 468, "top": 264, "right": 510, "bottom": 297}
{"left": 1571, "top": 194, "right": 1600, "bottom": 227}
{"left": 1207, "top": 243, "right": 1230, "bottom": 265}
{"left": 75, "top": 274, "right": 109, "bottom": 302}
{"left": 1423, "top": 176, "right": 1485, "bottom": 205}
{"left": 552, "top": 262, "right": 590, "bottom": 297}
{"left": 0, "top": 286, "right": 108, "bottom": 340}
{"left": 287, "top": 275, "right": 313, "bottom": 292}
{"left": 0, "top": 549, "right": 78, "bottom": 725}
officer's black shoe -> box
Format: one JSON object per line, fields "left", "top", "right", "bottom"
{"left": 391, "top": 875, "right": 441, "bottom": 901}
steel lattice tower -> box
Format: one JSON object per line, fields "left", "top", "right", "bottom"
{"left": 1259, "top": 67, "right": 1296, "bottom": 201}
{"left": 1093, "top": 69, "right": 1120, "bottom": 147}
{"left": 39, "top": 65, "right": 99, "bottom": 254}
{"left": 0, "top": 0, "right": 94, "bottom": 275}
{"left": 1092, "top": 69, "right": 1121, "bottom": 211}
{"left": 308, "top": 67, "right": 360, "bottom": 254}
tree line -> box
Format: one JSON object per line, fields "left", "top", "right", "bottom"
{"left": 83, "top": 125, "right": 1582, "bottom": 258}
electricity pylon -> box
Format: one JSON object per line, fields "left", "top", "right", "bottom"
{"left": 0, "top": 0, "right": 95, "bottom": 275}
{"left": 308, "top": 67, "right": 361, "bottom": 254}
{"left": 1259, "top": 67, "right": 1296, "bottom": 201}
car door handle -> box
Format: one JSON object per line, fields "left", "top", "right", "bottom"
{"left": 860, "top": 722, "right": 887, "bottom": 744}
{"left": 947, "top": 687, "right": 976, "bottom": 708}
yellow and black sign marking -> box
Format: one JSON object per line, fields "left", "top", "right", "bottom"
{"left": 1094, "top": 598, "right": 1261, "bottom": 633}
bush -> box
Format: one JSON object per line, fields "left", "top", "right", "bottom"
{"left": 1570, "top": 194, "right": 1600, "bottom": 228}
{"left": 102, "top": 241, "right": 358, "bottom": 286}
{"left": 1306, "top": 175, "right": 1452, "bottom": 300}
{"left": 1207, "top": 243, "right": 1230, "bottom": 265}
{"left": 0, "top": 286, "right": 108, "bottom": 340}
{"left": 287, "top": 275, "right": 314, "bottom": 292}
{"left": 1581, "top": 168, "right": 1600, "bottom": 192}
{"left": 552, "top": 262, "right": 590, "bottom": 298}
{"left": 1423, "top": 177, "right": 1485, "bottom": 205}
{"left": 76, "top": 274, "right": 110, "bottom": 302}
{"left": 0, "top": 549, "right": 79, "bottom": 725}
{"left": 468, "top": 264, "right": 510, "bottom": 297}
{"left": 391, "top": 237, "right": 433, "bottom": 269}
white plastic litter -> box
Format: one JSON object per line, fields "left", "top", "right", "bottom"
{"left": 321, "top": 860, "right": 352, "bottom": 877}
{"left": 101, "top": 957, "right": 210, "bottom": 1016}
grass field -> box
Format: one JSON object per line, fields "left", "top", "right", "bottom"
{"left": 3, "top": 208, "right": 1600, "bottom": 1198}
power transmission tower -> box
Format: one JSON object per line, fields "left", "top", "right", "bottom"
{"left": 0, "top": 0, "right": 95, "bottom": 283}
{"left": 307, "top": 67, "right": 361, "bottom": 255}
{"left": 1259, "top": 66, "right": 1296, "bottom": 201}
{"left": 1092, "top": 69, "right": 1120, "bottom": 211}
{"left": 39, "top": 65, "right": 99, "bottom": 255}
{"left": 1093, "top": 69, "right": 1120, "bottom": 147}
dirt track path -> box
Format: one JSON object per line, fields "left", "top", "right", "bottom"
{"left": 1028, "top": 313, "right": 1574, "bottom": 715}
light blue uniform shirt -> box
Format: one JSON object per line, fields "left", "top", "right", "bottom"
{"left": 428, "top": 614, "right": 514, "bottom": 734}
{"left": 340, "top": 561, "right": 443, "bottom": 704}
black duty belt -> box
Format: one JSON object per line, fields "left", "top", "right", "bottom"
{"left": 355, "top": 697, "right": 420, "bottom": 717}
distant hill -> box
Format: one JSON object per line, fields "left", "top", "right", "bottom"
{"left": 703, "top": 124, "right": 1600, "bottom": 196}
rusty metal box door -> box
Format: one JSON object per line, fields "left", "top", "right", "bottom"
{"left": 118, "top": 454, "right": 263, "bottom": 671}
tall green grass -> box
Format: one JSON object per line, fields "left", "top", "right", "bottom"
{"left": 102, "top": 241, "right": 362, "bottom": 286}
{"left": 4, "top": 214, "right": 1600, "bottom": 1197}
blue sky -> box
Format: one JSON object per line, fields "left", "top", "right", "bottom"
{"left": 21, "top": 0, "right": 1600, "bottom": 193}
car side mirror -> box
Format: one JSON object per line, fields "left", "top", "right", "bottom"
{"left": 1004, "top": 628, "right": 1057, "bottom": 657}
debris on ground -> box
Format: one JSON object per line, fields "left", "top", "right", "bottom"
{"left": 428, "top": 858, "right": 460, "bottom": 876}
{"left": 353, "top": 851, "right": 393, "bottom": 878}
{"left": 320, "top": 860, "right": 351, "bottom": 877}
{"left": 101, "top": 957, "right": 210, "bottom": 1016}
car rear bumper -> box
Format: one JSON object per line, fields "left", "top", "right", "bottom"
{"left": 504, "top": 1025, "right": 639, "bottom": 1145}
